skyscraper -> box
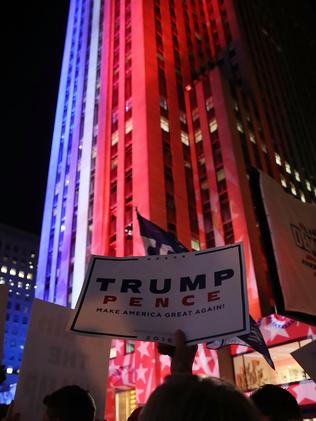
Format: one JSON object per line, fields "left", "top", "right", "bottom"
{"left": 36, "top": 0, "right": 316, "bottom": 418}
{"left": 0, "top": 224, "right": 38, "bottom": 397}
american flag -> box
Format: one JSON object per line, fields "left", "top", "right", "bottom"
{"left": 137, "top": 211, "right": 275, "bottom": 369}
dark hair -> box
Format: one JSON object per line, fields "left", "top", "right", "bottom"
{"left": 43, "top": 385, "right": 96, "bottom": 421}
{"left": 251, "top": 384, "right": 302, "bottom": 421}
{"left": 139, "top": 375, "right": 259, "bottom": 421}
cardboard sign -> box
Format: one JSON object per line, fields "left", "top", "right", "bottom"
{"left": 0, "top": 284, "right": 8, "bottom": 361}
{"left": 14, "top": 299, "right": 110, "bottom": 421}
{"left": 291, "top": 340, "right": 316, "bottom": 383}
{"left": 69, "top": 243, "right": 249, "bottom": 344}
{"left": 259, "top": 171, "right": 316, "bottom": 320}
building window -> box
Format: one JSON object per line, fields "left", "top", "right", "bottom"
{"left": 125, "top": 119, "right": 133, "bottom": 134}
{"left": 261, "top": 143, "right": 268, "bottom": 153}
{"left": 236, "top": 121, "right": 244, "bottom": 133}
{"left": 205, "top": 97, "right": 213, "bottom": 111}
{"left": 275, "top": 153, "right": 281, "bottom": 166}
{"left": 285, "top": 162, "right": 291, "bottom": 174}
{"left": 249, "top": 132, "right": 256, "bottom": 144}
{"left": 179, "top": 112, "right": 187, "bottom": 124}
{"left": 115, "top": 390, "right": 137, "bottom": 421}
{"left": 160, "top": 97, "right": 168, "bottom": 110}
{"left": 125, "top": 341, "right": 135, "bottom": 354}
{"left": 194, "top": 129, "right": 202, "bottom": 143}
{"left": 181, "top": 131, "right": 189, "bottom": 146}
{"left": 110, "top": 347, "right": 117, "bottom": 359}
{"left": 125, "top": 73, "right": 132, "bottom": 98}
{"left": 290, "top": 182, "right": 297, "bottom": 196}
{"left": 191, "top": 239, "right": 200, "bottom": 251}
{"left": 160, "top": 116, "right": 169, "bottom": 132}
{"left": 306, "top": 180, "right": 312, "bottom": 191}
{"left": 125, "top": 98, "right": 132, "bottom": 113}
{"left": 110, "top": 184, "right": 117, "bottom": 207}
{"left": 209, "top": 119, "right": 218, "bottom": 133}
{"left": 9, "top": 268, "right": 16, "bottom": 276}
{"left": 233, "top": 338, "right": 312, "bottom": 391}
{"left": 294, "top": 170, "right": 300, "bottom": 182}
{"left": 300, "top": 191, "right": 306, "bottom": 203}
{"left": 280, "top": 174, "right": 287, "bottom": 188}
{"left": 111, "top": 131, "right": 119, "bottom": 146}
{"left": 1, "top": 266, "right": 8, "bottom": 273}
{"left": 192, "top": 108, "right": 199, "bottom": 122}
{"left": 216, "top": 168, "right": 225, "bottom": 182}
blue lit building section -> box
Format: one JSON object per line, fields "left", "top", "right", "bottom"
{"left": 36, "top": 0, "right": 105, "bottom": 308}
{"left": 0, "top": 224, "right": 38, "bottom": 399}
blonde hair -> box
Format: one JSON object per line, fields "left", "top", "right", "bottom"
{"left": 139, "top": 375, "right": 259, "bottom": 421}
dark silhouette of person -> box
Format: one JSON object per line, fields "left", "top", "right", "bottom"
{"left": 251, "top": 384, "right": 302, "bottom": 421}
{"left": 42, "top": 385, "right": 96, "bottom": 421}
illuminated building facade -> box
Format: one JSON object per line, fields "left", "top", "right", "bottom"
{"left": 0, "top": 224, "right": 37, "bottom": 396}
{"left": 36, "top": 0, "right": 316, "bottom": 419}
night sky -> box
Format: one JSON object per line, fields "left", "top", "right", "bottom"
{"left": 1, "top": 1, "right": 69, "bottom": 236}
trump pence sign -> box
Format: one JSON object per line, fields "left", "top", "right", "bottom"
{"left": 69, "top": 243, "right": 249, "bottom": 344}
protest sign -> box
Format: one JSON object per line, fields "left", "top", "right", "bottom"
{"left": 258, "top": 170, "right": 316, "bottom": 321}
{"left": 14, "top": 299, "right": 110, "bottom": 421}
{"left": 69, "top": 243, "right": 249, "bottom": 344}
{"left": 291, "top": 340, "right": 316, "bottom": 383}
{"left": 0, "top": 284, "right": 8, "bottom": 360}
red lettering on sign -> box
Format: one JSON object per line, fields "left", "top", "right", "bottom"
{"left": 103, "top": 295, "right": 117, "bottom": 304}
{"left": 207, "top": 290, "right": 220, "bottom": 301}
{"left": 155, "top": 297, "right": 169, "bottom": 308}
{"left": 129, "top": 297, "right": 143, "bottom": 307}
{"left": 182, "top": 295, "right": 194, "bottom": 306}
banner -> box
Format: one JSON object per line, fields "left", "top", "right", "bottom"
{"left": 14, "top": 299, "right": 110, "bottom": 421}
{"left": 69, "top": 243, "right": 250, "bottom": 344}
{"left": 258, "top": 171, "right": 316, "bottom": 321}
{"left": 291, "top": 340, "right": 316, "bottom": 383}
{"left": 0, "top": 285, "right": 8, "bottom": 361}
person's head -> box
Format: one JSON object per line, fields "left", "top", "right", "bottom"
{"left": 251, "top": 384, "right": 302, "bottom": 421}
{"left": 42, "top": 385, "right": 96, "bottom": 421}
{"left": 139, "top": 375, "right": 259, "bottom": 421}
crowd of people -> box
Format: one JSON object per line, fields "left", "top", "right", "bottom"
{"left": 0, "top": 330, "right": 303, "bottom": 421}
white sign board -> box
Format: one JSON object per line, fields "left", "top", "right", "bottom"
{"left": 291, "top": 340, "right": 316, "bottom": 383}
{"left": 14, "top": 299, "right": 110, "bottom": 421}
{"left": 0, "top": 285, "right": 8, "bottom": 360}
{"left": 260, "top": 171, "right": 316, "bottom": 318}
{"left": 69, "top": 243, "right": 249, "bottom": 345}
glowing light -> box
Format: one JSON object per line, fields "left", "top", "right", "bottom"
{"left": 1, "top": 266, "right": 8, "bottom": 273}
{"left": 280, "top": 175, "right": 287, "bottom": 188}
{"left": 275, "top": 153, "right": 281, "bottom": 166}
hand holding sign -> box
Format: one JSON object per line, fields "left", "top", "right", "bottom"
{"left": 158, "top": 330, "right": 198, "bottom": 374}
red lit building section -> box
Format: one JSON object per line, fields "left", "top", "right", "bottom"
{"left": 94, "top": 0, "right": 316, "bottom": 418}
